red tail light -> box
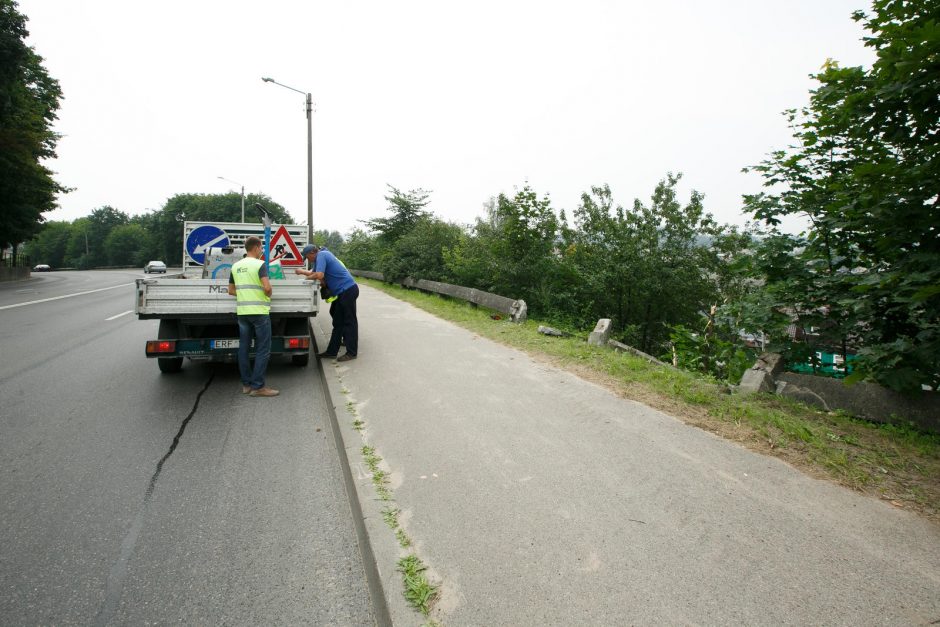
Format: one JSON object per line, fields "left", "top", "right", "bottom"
{"left": 146, "top": 340, "right": 176, "bottom": 354}
{"left": 287, "top": 337, "right": 309, "bottom": 349}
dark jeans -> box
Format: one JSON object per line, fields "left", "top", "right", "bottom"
{"left": 237, "top": 314, "right": 272, "bottom": 389}
{"left": 325, "top": 283, "right": 359, "bottom": 356}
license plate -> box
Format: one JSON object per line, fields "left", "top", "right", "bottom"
{"left": 212, "top": 339, "right": 239, "bottom": 349}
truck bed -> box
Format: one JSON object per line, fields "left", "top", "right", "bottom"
{"left": 135, "top": 276, "right": 318, "bottom": 319}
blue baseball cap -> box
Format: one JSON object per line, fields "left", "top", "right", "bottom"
{"left": 301, "top": 244, "right": 319, "bottom": 256}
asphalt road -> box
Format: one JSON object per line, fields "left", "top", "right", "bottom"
{"left": 0, "top": 270, "right": 376, "bottom": 625}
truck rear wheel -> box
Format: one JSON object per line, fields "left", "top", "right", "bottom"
{"left": 158, "top": 319, "right": 184, "bottom": 373}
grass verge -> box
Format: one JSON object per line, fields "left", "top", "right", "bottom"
{"left": 360, "top": 277, "right": 940, "bottom": 523}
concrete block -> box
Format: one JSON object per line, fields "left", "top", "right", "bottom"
{"left": 509, "top": 299, "right": 527, "bottom": 323}
{"left": 778, "top": 372, "right": 940, "bottom": 433}
{"left": 777, "top": 381, "right": 831, "bottom": 411}
{"left": 588, "top": 319, "right": 612, "bottom": 346}
{"left": 607, "top": 340, "right": 674, "bottom": 369}
{"left": 739, "top": 368, "right": 774, "bottom": 394}
{"left": 758, "top": 352, "right": 786, "bottom": 378}
{"left": 538, "top": 325, "right": 567, "bottom": 337}
{"left": 739, "top": 352, "right": 785, "bottom": 394}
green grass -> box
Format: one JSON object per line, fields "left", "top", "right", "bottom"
{"left": 361, "top": 444, "right": 393, "bottom": 501}
{"left": 381, "top": 506, "right": 400, "bottom": 529}
{"left": 361, "top": 277, "right": 940, "bottom": 521}
{"left": 397, "top": 554, "right": 439, "bottom": 616}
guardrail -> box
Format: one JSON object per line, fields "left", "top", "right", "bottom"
{"left": 351, "top": 270, "right": 527, "bottom": 323}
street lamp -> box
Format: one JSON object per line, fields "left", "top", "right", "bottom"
{"left": 262, "top": 76, "right": 313, "bottom": 244}
{"left": 217, "top": 176, "right": 246, "bottom": 222}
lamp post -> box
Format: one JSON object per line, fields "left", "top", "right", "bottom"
{"left": 262, "top": 76, "right": 313, "bottom": 244}
{"left": 216, "top": 176, "right": 246, "bottom": 222}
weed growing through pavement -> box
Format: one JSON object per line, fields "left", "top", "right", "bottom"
{"left": 361, "top": 445, "right": 393, "bottom": 502}
{"left": 339, "top": 368, "right": 441, "bottom": 620}
{"left": 398, "top": 554, "right": 439, "bottom": 616}
{"left": 381, "top": 506, "right": 400, "bottom": 529}
{"left": 396, "top": 527, "right": 411, "bottom": 548}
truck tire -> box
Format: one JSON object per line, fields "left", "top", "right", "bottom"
{"left": 157, "top": 319, "right": 184, "bottom": 373}
{"left": 291, "top": 354, "right": 309, "bottom": 367}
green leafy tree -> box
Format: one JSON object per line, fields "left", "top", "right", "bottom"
{"left": 378, "top": 217, "right": 463, "bottom": 282}
{"left": 561, "top": 175, "right": 721, "bottom": 352}
{"left": 0, "top": 0, "right": 68, "bottom": 250}
{"left": 447, "top": 185, "right": 563, "bottom": 314}
{"left": 341, "top": 228, "right": 381, "bottom": 271}
{"left": 313, "top": 229, "right": 345, "bottom": 256}
{"left": 64, "top": 217, "right": 89, "bottom": 268}
{"left": 363, "top": 185, "right": 431, "bottom": 245}
{"left": 85, "top": 206, "right": 128, "bottom": 266}
{"left": 104, "top": 223, "right": 150, "bottom": 266}
{"left": 744, "top": 0, "right": 940, "bottom": 391}
{"left": 24, "top": 219, "right": 70, "bottom": 267}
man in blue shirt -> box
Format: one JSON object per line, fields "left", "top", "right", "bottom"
{"left": 295, "top": 244, "right": 359, "bottom": 361}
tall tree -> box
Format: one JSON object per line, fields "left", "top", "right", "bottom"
{"left": 85, "top": 206, "right": 128, "bottom": 266}
{"left": 378, "top": 216, "right": 463, "bottom": 282}
{"left": 744, "top": 0, "right": 940, "bottom": 391}
{"left": 363, "top": 185, "right": 431, "bottom": 245}
{"left": 104, "top": 223, "right": 150, "bottom": 266}
{"left": 23, "top": 219, "right": 70, "bottom": 267}
{"left": 0, "top": 0, "right": 67, "bottom": 250}
{"left": 561, "top": 175, "right": 720, "bottom": 352}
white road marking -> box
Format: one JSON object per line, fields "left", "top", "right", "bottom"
{"left": 105, "top": 310, "right": 133, "bottom": 321}
{"left": 0, "top": 283, "right": 133, "bottom": 311}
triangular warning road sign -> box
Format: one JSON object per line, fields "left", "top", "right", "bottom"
{"left": 268, "top": 225, "right": 304, "bottom": 266}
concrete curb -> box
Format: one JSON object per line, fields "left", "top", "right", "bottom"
{"left": 311, "top": 316, "right": 419, "bottom": 626}
{"left": 310, "top": 319, "right": 394, "bottom": 627}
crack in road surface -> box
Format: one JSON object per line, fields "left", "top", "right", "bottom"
{"left": 94, "top": 374, "right": 215, "bottom": 626}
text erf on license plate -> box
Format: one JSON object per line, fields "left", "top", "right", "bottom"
{"left": 212, "top": 339, "right": 239, "bottom": 349}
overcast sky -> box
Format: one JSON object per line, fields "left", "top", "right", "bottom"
{"left": 19, "top": 0, "right": 875, "bottom": 236}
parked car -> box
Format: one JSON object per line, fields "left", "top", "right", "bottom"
{"left": 144, "top": 260, "right": 167, "bottom": 274}
{"left": 32, "top": 264, "right": 51, "bottom": 272}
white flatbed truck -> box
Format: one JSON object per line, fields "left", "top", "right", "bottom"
{"left": 135, "top": 219, "right": 319, "bottom": 373}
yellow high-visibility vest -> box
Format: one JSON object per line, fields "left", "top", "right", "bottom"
{"left": 231, "top": 257, "right": 270, "bottom": 315}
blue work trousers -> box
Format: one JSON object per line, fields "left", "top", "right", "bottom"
{"left": 325, "top": 284, "right": 359, "bottom": 356}
{"left": 237, "top": 314, "right": 272, "bottom": 390}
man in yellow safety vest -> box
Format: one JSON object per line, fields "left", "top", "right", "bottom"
{"left": 227, "top": 236, "right": 279, "bottom": 397}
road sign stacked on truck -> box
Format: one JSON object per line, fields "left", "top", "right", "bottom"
{"left": 182, "top": 221, "right": 308, "bottom": 273}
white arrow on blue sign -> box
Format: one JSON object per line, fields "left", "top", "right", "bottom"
{"left": 186, "top": 225, "right": 230, "bottom": 264}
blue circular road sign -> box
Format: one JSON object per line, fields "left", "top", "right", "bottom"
{"left": 186, "top": 225, "right": 230, "bottom": 264}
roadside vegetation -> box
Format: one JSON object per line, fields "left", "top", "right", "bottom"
{"left": 362, "top": 277, "right": 940, "bottom": 523}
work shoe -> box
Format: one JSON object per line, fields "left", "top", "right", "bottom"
{"left": 337, "top": 353, "right": 357, "bottom": 362}
{"left": 242, "top": 385, "right": 251, "bottom": 394}
{"left": 249, "top": 387, "right": 280, "bottom": 397}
